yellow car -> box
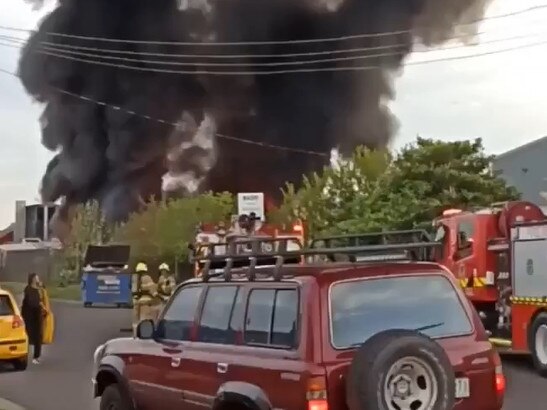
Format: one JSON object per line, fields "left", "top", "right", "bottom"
{"left": 0, "top": 287, "right": 29, "bottom": 370}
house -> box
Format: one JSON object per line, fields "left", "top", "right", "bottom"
{"left": 493, "top": 136, "right": 547, "bottom": 211}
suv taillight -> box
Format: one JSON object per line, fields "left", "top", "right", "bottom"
{"left": 306, "top": 376, "right": 328, "bottom": 410}
{"left": 492, "top": 351, "right": 505, "bottom": 405}
{"left": 12, "top": 315, "right": 23, "bottom": 329}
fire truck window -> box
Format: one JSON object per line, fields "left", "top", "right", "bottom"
{"left": 455, "top": 221, "right": 474, "bottom": 260}
{"left": 434, "top": 225, "right": 447, "bottom": 242}
{"left": 457, "top": 222, "right": 474, "bottom": 247}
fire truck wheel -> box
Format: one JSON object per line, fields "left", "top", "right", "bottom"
{"left": 530, "top": 312, "right": 547, "bottom": 377}
{"left": 346, "top": 329, "right": 455, "bottom": 410}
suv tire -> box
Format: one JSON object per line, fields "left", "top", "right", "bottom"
{"left": 100, "top": 384, "right": 134, "bottom": 410}
{"left": 346, "top": 329, "right": 455, "bottom": 410}
{"left": 530, "top": 312, "right": 547, "bottom": 377}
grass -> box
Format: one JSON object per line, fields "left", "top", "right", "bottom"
{"left": 45, "top": 284, "right": 81, "bottom": 301}
{"left": 0, "top": 282, "right": 81, "bottom": 301}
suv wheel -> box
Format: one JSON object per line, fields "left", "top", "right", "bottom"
{"left": 530, "top": 312, "right": 547, "bottom": 377}
{"left": 346, "top": 329, "right": 455, "bottom": 410}
{"left": 100, "top": 384, "right": 134, "bottom": 410}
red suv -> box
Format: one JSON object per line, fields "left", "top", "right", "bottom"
{"left": 92, "top": 238, "right": 505, "bottom": 410}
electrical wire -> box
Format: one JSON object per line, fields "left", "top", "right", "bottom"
{"left": 2, "top": 28, "right": 547, "bottom": 71}
{"left": 1, "top": 20, "right": 546, "bottom": 156}
{"left": 32, "top": 32, "right": 547, "bottom": 67}
{"left": 0, "top": 67, "right": 331, "bottom": 157}
{"left": 7, "top": 39, "right": 546, "bottom": 76}
{"left": 0, "top": 3, "right": 546, "bottom": 46}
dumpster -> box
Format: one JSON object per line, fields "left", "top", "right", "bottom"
{"left": 81, "top": 244, "right": 132, "bottom": 308}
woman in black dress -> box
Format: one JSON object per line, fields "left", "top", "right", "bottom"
{"left": 21, "top": 273, "right": 44, "bottom": 364}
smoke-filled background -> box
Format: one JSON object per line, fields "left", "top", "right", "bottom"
{"left": 18, "top": 0, "right": 493, "bottom": 234}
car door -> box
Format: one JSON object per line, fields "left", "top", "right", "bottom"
{"left": 129, "top": 284, "right": 205, "bottom": 410}
{"left": 179, "top": 284, "right": 243, "bottom": 408}
{"left": 223, "top": 286, "right": 306, "bottom": 410}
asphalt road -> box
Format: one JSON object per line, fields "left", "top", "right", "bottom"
{"left": 0, "top": 301, "right": 545, "bottom": 410}
{"left": 0, "top": 301, "right": 130, "bottom": 410}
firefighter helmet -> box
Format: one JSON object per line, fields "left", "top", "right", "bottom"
{"left": 135, "top": 262, "right": 148, "bottom": 273}
{"left": 159, "top": 262, "right": 170, "bottom": 272}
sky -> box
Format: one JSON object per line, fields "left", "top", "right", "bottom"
{"left": 0, "top": 0, "right": 547, "bottom": 228}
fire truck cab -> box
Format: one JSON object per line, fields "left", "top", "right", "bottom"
{"left": 434, "top": 201, "right": 547, "bottom": 376}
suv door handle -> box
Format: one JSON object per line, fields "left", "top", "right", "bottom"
{"left": 171, "top": 357, "right": 181, "bottom": 368}
{"left": 217, "top": 363, "right": 228, "bottom": 374}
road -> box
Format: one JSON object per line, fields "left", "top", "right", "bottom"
{"left": 0, "top": 302, "right": 545, "bottom": 410}
{"left": 0, "top": 301, "right": 130, "bottom": 410}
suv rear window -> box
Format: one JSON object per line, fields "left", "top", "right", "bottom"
{"left": 0, "top": 295, "right": 14, "bottom": 316}
{"left": 330, "top": 275, "right": 472, "bottom": 349}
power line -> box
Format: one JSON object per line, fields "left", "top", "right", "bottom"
{"left": 7, "top": 38, "right": 546, "bottom": 76}
{"left": 34, "top": 32, "right": 547, "bottom": 67}
{"left": 0, "top": 67, "right": 330, "bottom": 157}
{"left": 0, "top": 4, "right": 546, "bottom": 46}
{"left": 0, "top": 33, "right": 410, "bottom": 59}
{"left": 0, "top": 28, "right": 504, "bottom": 60}
{"left": 1, "top": 31, "right": 545, "bottom": 69}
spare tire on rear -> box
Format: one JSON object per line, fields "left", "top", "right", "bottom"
{"left": 346, "top": 329, "right": 455, "bottom": 410}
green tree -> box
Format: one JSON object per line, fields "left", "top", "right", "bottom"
{"left": 274, "top": 138, "right": 519, "bottom": 238}
{"left": 60, "top": 200, "right": 114, "bottom": 281}
{"left": 390, "top": 137, "right": 520, "bottom": 223}
{"left": 115, "top": 192, "right": 235, "bottom": 269}
{"left": 273, "top": 147, "right": 399, "bottom": 237}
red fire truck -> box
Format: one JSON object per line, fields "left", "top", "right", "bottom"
{"left": 190, "top": 192, "right": 305, "bottom": 276}
{"left": 433, "top": 201, "right": 547, "bottom": 376}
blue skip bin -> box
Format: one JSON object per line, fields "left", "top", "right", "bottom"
{"left": 81, "top": 244, "right": 132, "bottom": 308}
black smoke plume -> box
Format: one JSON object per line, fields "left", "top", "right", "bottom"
{"left": 19, "top": 0, "right": 492, "bottom": 235}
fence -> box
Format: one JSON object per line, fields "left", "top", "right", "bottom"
{"left": 0, "top": 245, "right": 58, "bottom": 284}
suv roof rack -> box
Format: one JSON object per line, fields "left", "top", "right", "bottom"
{"left": 190, "top": 237, "right": 440, "bottom": 283}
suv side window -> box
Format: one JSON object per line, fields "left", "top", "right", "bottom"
{"left": 244, "top": 288, "right": 299, "bottom": 349}
{"left": 157, "top": 285, "right": 203, "bottom": 341}
{"left": 245, "top": 289, "right": 275, "bottom": 345}
{"left": 198, "top": 286, "right": 239, "bottom": 344}
{"left": 271, "top": 289, "right": 299, "bottom": 347}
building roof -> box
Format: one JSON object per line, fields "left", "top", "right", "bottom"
{"left": 495, "top": 135, "right": 547, "bottom": 161}
{"left": 0, "top": 223, "right": 14, "bottom": 237}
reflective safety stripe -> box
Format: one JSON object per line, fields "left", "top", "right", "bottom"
{"left": 458, "top": 277, "right": 488, "bottom": 288}
{"left": 510, "top": 296, "right": 547, "bottom": 306}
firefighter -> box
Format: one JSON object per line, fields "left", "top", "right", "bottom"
{"left": 131, "top": 262, "right": 148, "bottom": 295}
{"left": 157, "top": 262, "right": 176, "bottom": 302}
{"left": 131, "top": 262, "right": 161, "bottom": 330}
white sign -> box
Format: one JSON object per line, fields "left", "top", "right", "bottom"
{"left": 237, "top": 192, "right": 265, "bottom": 221}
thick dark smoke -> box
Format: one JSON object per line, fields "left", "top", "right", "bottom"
{"left": 19, "top": 0, "right": 492, "bottom": 235}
